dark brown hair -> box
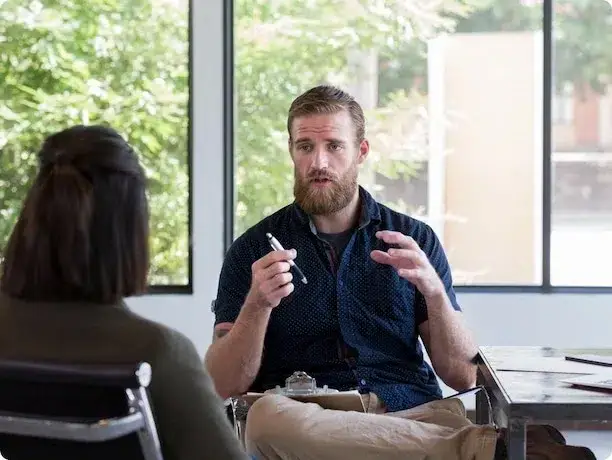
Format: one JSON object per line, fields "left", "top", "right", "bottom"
{"left": 287, "top": 85, "right": 366, "bottom": 144}
{"left": 1, "top": 125, "right": 149, "bottom": 304}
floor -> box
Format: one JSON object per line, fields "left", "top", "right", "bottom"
{"left": 562, "top": 431, "right": 612, "bottom": 459}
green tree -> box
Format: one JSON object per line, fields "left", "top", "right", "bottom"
{"left": 452, "top": 0, "right": 612, "bottom": 92}
{"left": 0, "top": 0, "right": 190, "bottom": 285}
{"left": 234, "top": 0, "right": 482, "bottom": 236}
{"left": 378, "top": 0, "right": 612, "bottom": 110}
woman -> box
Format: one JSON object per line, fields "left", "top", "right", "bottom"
{"left": 0, "top": 125, "right": 248, "bottom": 460}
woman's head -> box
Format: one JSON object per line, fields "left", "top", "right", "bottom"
{"left": 1, "top": 125, "right": 149, "bottom": 304}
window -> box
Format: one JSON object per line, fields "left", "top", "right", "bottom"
{"left": 231, "top": 0, "right": 612, "bottom": 290}
{"left": 551, "top": 0, "right": 612, "bottom": 287}
{"left": 0, "top": 0, "right": 191, "bottom": 289}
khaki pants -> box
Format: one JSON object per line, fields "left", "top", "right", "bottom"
{"left": 246, "top": 394, "right": 498, "bottom": 460}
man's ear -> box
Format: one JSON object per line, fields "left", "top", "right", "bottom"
{"left": 357, "top": 139, "right": 370, "bottom": 164}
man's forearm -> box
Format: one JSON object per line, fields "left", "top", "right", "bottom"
{"left": 204, "top": 305, "right": 271, "bottom": 399}
{"left": 424, "top": 292, "right": 478, "bottom": 390}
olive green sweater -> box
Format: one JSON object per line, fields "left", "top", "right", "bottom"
{"left": 0, "top": 293, "right": 248, "bottom": 460}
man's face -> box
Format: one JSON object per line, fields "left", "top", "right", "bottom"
{"left": 290, "top": 110, "right": 369, "bottom": 215}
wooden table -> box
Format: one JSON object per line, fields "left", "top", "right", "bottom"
{"left": 476, "top": 346, "right": 612, "bottom": 460}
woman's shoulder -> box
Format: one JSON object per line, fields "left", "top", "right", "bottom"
{"left": 121, "top": 308, "right": 201, "bottom": 360}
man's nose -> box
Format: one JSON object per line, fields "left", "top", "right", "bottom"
{"left": 312, "top": 148, "right": 329, "bottom": 169}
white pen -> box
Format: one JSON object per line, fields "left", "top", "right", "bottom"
{"left": 266, "top": 233, "right": 308, "bottom": 284}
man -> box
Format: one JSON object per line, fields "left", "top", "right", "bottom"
{"left": 205, "top": 86, "right": 594, "bottom": 460}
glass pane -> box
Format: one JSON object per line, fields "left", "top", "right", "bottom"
{"left": 0, "top": 0, "right": 191, "bottom": 286}
{"left": 234, "top": 0, "right": 543, "bottom": 285}
{"left": 551, "top": 0, "right": 612, "bottom": 286}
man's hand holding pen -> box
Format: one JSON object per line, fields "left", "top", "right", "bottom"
{"left": 244, "top": 249, "right": 296, "bottom": 309}
{"left": 267, "top": 233, "right": 308, "bottom": 284}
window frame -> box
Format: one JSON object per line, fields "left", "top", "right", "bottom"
{"left": 223, "top": 0, "right": 612, "bottom": 293}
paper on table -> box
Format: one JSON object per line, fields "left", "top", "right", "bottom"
{"left": 240, "top": 390, "right": 366, "bottom": 412}
{"left": 496, "top": 356, "right": 609, "bottom": 374}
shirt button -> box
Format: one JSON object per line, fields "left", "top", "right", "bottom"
{"left": 360, "top": 379, "right": 366, "bottom": 386}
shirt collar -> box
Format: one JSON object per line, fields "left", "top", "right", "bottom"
{"left": 291, "top": 185, "right": 381, "bottom": 232}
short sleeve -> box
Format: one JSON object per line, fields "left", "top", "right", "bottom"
{"left": 414, "top": 223, "right": 461, "bottom": 325}
{"left": 213, "top": 237, "right": 254, "bottom": 326}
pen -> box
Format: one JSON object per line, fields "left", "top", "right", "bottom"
{"left": 266, "top": 233, "right": 308, "bottom": 284}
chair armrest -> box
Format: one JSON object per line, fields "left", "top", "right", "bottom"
{"left": 0, "top": 360, "right": 151, "bottom": 389}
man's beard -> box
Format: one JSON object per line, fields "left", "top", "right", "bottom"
{"left": 293, "top": 162, "right": 358, "bottom": 216}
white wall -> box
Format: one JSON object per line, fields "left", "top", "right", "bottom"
{"left": 461, "top": 293, "right": 612, "bottom": 349}
{"left": 127, "top": 0, "right": 612, "bottom": 357}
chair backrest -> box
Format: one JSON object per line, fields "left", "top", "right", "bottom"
{"left": 0, "top": 360, "right": 162, "bottom": 460}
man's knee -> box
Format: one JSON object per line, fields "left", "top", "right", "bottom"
{"left": 246, "top": 394, "right": 309, "bottom": 445}
{"left": 246, "top": 395, "right": 280, "bottom": 443}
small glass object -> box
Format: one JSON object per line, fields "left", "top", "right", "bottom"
{"left": 270, "top": 371, "right": 338, "bottom": 395}
{"left": 285, "top": 371, "right": 317, "bottom": 393}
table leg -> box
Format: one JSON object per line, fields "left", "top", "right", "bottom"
{"left": 476, "top": 389, "right": 490, "bottom": 424}
{"left": 475, "top": 368, "right": 490, "bottom": 424}
{"left": 506, "top": 418, "right": 526, "bottom": 460}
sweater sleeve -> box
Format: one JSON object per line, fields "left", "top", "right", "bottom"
{"left": 148, "top": 327, "right": 248, "bottom": 460}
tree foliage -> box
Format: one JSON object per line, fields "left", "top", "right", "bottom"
{"left": 453, "top": 0, "right": 612, "bottom": 92}
{"left": 0, "top": 0, "right": 189, "bottom": 285}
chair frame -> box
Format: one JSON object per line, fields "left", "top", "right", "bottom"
{"left": 0, "top": 362, "right": 163, "bottom": 460}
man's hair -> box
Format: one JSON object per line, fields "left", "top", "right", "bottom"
{"left": 287, "top": 85, "right": 366, "bottom": 144}
{"left": 0, "top": 125, "right": 150, "bottom": 304}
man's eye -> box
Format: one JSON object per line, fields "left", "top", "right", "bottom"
{"left": 329, "top": 143, "right": 342, "bottom": 151}
{"left": 298, "top": 144, "right": 312, "bottom": 152}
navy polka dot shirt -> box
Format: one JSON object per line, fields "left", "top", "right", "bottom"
{"left": 213, "top": 187, "right": 461, "bottom": 412}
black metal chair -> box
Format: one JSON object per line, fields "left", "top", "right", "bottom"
{"left": 0, "top": 360, "right": 162, "bottom": 460}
